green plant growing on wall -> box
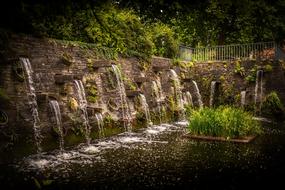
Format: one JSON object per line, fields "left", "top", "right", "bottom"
{"left": 125, "top": 78, "right": 137, "bottom": 91}
{"left": 264, "top": 64, "right": 273, "bottom": 72}
{"left": 167, "top": 95, "right": 180, "bottom": 121}
{"left": 61, "top": 52, "right": 74, "bottom": 66}
{"left": 234, "top": 62, "right": 245, "bottom": 77}
{"left": 86, "top": 58, "right": 93, "bottom": 71}
{"left": 219, "top": 75, "right": 226, "bottom": 82}
{"left": 106, "top": 68, "right": 117, "bottom": 89}
{"left": 68, "top": 97, "right": 78, "bottom": 111}
{"left": 245, "top": 66, "right": 257, "bottom": 83}
{"left": 103, "top": 114, "right": 117, "bottom": 129}
{"left": 184, "top": 105, "right": 194, "bottom": 118}
{"left": 172, "top": 58, "right": 194, "bottom": 70}
{"left": 134, "top": 111, "right": 148, "bottom": 127}
{"left": 87, "top": 85, "right": 98, "bottom": 103}
{"left": 261, "top": 91, "right": 284, "bottom": 120}
{"left": 67, "top": 114, "right": 85, "bottom": 136}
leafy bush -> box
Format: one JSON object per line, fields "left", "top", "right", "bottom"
{"left": 147, "top": 22, "right": 179, "bottom": 58}
{"left": 188, "top": 106, "right": 262, "bottom": 138}
{"left": 31, "top": 5, "right": 156, "bottom": 59}
{"left": 261, "top": 92, "right": 284, "bottom": 120}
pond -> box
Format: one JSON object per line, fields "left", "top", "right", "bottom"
{"left": 1, "top": 121, "right": 285, "bottom": 189}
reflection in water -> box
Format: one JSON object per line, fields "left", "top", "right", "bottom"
{"left": 2, "top": 123, "right": 285, "bottom": 189}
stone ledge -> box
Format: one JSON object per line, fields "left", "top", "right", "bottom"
{"left": 126, "top": 90, "right": 141, "bottom": 97}
{"left": 92, "top": 60, "right": 114, "bottom": 69}
{"left": 182, "top": 78, "right": 193, "bottom": 82}
{"left": 152, "top": 65, "right": 170, "bottom": 72}
{"left": 87, "top": 105, "right": 103, "bottom": 116}
{"left": 54, "top": 74, "right": 74, "bottom": 84}
{"left": 134, "top": 77, "right": 150, "bottom": 83}
{"left": 182, "top": 133, "right": 257, "bottom": 143}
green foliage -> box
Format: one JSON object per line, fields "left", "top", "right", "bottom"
{"left": 147, "top": 22, "right": 179, "bottom": 58}
{"left": 103, "top": 114, "right": 116, "bottom": 128}
{"left": 61, "top": 52, "right": 73, "bottom": 66}
{"left": 172, "top": 59, "right": 194, "bottom": 69}
{"left": 30, "top": 4, "right": 154, "bottom": 59}
{"left": 245, "top": 66, "right": 258, "bottom": 83}
{"left": 264, "top": 64, "right": 273, "bottom": 72}
{"left": 87, "top": 85, "right": 98, "bottom": 103}
{"left": 2, "top": 0, "right": 285, "bottom": 50}
{"left": 184, "top": 105, "right": 194, "bottom": 118}
{"left": 261, "top": 92, "right": 284, "bottom": 120}
{"left": 188, "top": 106, "right": 262, "bottom": 138}
{"left": 234, "top": 61, "right": 245, "bottom": 77}
{"left": 219, "top": 75, "right": 226, "bottom": 82}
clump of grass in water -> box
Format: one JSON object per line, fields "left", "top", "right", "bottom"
{"left": 188, "top": 106, "right": 262, "bottom": 139}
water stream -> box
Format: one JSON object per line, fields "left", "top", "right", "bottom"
{"left": 241, "top": 90, "right": 246, "bottom": 107}
{"left": 254, "top": 70, "right": 264, "bottom": 115}
{"left": 169, "top": 69, "right": 185, "bottom": 119}
{"left": 111, "top": 65, "right": 132, "bottom": 132}
{"left": 192, "top": 80, "right": 203, "bottom": 108}
{"left": 138, "top": 94, "right": 152, "bottom": 126}
{"left": 74, "top": 80, "right": 91, "bottom": 145}
{"left": 151, "top": 80, "right": 165, "bottom": 123}
{"left": 209, "top": 81, "right": 216, "bottom": 107}
{"left": 183, "top": 91, "right": 193, "bottom": 107}
{"left": 95, "top": 113, "right": 105, "bottom": 138}
{"left": 20, "top": 57, "right": 41, "bottom": 153}
{"left": 49, "top": 100, "right": 64, "bottom": 151}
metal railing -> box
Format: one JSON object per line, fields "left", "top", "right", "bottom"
{"left": 179, "top": 42, "right": 278, "bottom": 62}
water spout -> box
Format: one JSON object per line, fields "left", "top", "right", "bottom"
{"left": 95, "top": 113, "right": 105, "bottom": 138}
{"left": 169, "top": 69, "right": 185, "bottom": 120}
{"left": 241, "top": 91, "right": 246, "bottom": 108}
{"left": 74, "top": 80, "right": 91, "bottom": 145}
{"left": 138, "top": 94, "right": 152, "bottom": 126}
{"left": 183, "top": 91, "right": 193, "bottom": 107}
{"left": 209, "top": 81, "right": 216, "bottom": 107}
{"left": 254, "top": 70, "right": 264, "bottom": 115}
{"left": 20, "top": 58, "right": 41, "bottom": 153}
{"left": 192, "top": 81, "right": 203, "bottom": 108}
{"left": 49, "top": 100, "right": 64, "bottom": 151}
{"left": 111, "top": 65, "right": 132, "bottom": 131}
{"left": 151, "top": 79, "right": 165, "bottom": 123}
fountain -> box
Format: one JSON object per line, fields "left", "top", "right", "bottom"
{"left": 49, "top": 100, "right": 64, "bottom": 151}
{"left": 74, "top": 80, "right": 91, "bottom": 145}
{"left": 209, "top": 81, "right": 216, "bottom": 107}
{"left": 241, "top": 91, "right": 246, "bottom": 107}
{"left": 254, "top": 70, "right": 264, "bottom": 115}
{"left": 169, "top": 69, "right": 185, "bottom": 119}
{"left": 151, "top": 79, "right": 165, "bottom": 123}
{"left": 138, "top": 94, "right": 152, "bottom": 126}
{"left": 192, "top": 80, "right": 203, "bottom": 108}
{"left": 95, "top": 113, "right": 105, "bottom": 138}
{"left": 20, "top": 57, "right": 42, "bottom": 153}
{"left": 111, "top": 65, "right": 132, "bottom": 131}
{"left": 183, "top": 91, "right": 193, "bottom": 107}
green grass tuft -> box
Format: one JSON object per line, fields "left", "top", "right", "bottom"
{"left": 188, "top": 106, "right": 262, "bottom": 139}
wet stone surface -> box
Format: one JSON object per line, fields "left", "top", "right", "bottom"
{"left": 1, "top": 122, "right": 285, "bottom": 189}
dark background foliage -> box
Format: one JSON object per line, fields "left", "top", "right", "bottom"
{"left": 1, "top": 0, "right": 284, "bottom": 58}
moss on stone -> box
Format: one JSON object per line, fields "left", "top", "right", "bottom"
{"left": 69, "top": 97, "right": 78, "bottom": 111}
